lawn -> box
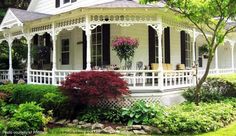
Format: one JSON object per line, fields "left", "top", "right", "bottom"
{"left": 37, "top": 127, "right": 123, "bottom": 136}
{"left": 210, "top": 73, "right": 236, "bottom": 83}
{"left": 199, "top": 121, "right": 236, "bottom": 136}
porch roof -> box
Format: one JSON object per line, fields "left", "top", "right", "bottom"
{"left": 87, "top": 0, "right": 165, "bottom": 8}
{"left": 8, "top": 8, "right": 51, "bottom": 23}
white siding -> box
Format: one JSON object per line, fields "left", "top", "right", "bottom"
{"left": 110, "top": 24, "right": 149, "bottom": 69}
{"left": 218, "top": 44, "right": 232, "bottom": 69}
{"left": 170, "top": 28, "right": 181, "bottom": 70}
{"left": 56, "top": 29, "right": 83, "bottom": 70}
{"left": 28, "top": 0, "right": 114, "bottom": 14}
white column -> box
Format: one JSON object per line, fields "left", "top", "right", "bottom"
{"left": 8, "top": 37, "right": 13, "bottom": 83}
{"left": 157, "top": 25, "right": 164, "bottom": 91}
{"left": 52, "top": 23, "right": 57, "bottom": 85}
{"left": 215, "top": 47, "right": 219, "bottom": 74}
{"left": 192, "top": 30, "right": 197, "bottom": 85}
{"left": 231, "top": 44, "right": 235, "bottom": 71}
{"left": 27, "top": 36, "right": 32, "bottom": 84}
{"left": 85, "top": 16, "right": 92, "bottom": 70}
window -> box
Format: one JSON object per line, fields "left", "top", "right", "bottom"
{"left": 56, "top": 0, "right": 77, "bottom": 8}
{"left": 184, "top": 33, "right": 192, "bottom": 67}
{"left": 154, "top": 31, "right": 165, "bottom": 63}
{"left": 61, "top": 39, "right": 70, "bottom": 65}
{"left": 91, "top": 26, "right": 103, "bottom": 67}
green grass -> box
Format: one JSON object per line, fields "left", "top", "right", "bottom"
{"left": 37, "top": 127, "right": 124, "bottom": 136}
{"left": 210, "top": 73, "right": 236, "bottom": 83}
{"left": 199, "top": 121, "right": 236, "bottom": 136}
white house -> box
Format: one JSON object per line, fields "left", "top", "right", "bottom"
{"left": 0, "top": 0, "right": 235, "bottom": 92}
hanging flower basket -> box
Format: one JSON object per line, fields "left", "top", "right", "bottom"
{"left": 112, "top": 36, "right": 139, "bottom": 69}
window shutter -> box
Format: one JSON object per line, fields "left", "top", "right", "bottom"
{"left": 33, "top": 35, "right": 38, "bottom": 45}
{"left": 164, "top": 27, "right": 170, "bottom": 63}
{"left": 148, "top": 26, "right": 156, "bottom": 65}
{"left": 82, "top": 31, "right": 87, "bottom": 70}
{"left": 180, "top": 31, "right": 186, "bottom": 65}
{"left": 56, "top": 0, "right": 60, "bottom": 8}
{"left": 102, "top": 24, "right": 110, "bottom": 65}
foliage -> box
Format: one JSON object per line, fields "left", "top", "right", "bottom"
{"left": 122, "top": 100, "right": 164, "bottom": 126}
{"left": 0, "top": 121, "right": 5, "bottom": 135}
{"left": 153, "top": 102, "right": 236, "bottom": 134}
{"left": 0, "top": 84, "right": 67, "bottom": 117}
{"left": 78, "top": 108, "right": 101, "bottom": 123}
{"left": 6, "top": 120, "right": 30, "bottom": 134}
{"left": 183, "top": 78, "right": 236, "bottom": 102}
{"left": 112, "top": 36, "right": 139, "bottom": 66}
{"left": 61, "top": 71, "right": 129, "bottom": 105}
{"left": 140, "top": 0, "right": 236, "bottom": 105}
{"left": 77, "top": 107, "right": 123, "bottom": 123}
{"left": 0, "top": 103, "right": 18, "bottom": 117}
{"left": 8, "top": 102, "right": 48, "bottom": 132}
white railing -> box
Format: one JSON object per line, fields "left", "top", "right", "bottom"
{"left": 0, "top": 70, "right": 9, "bottom": 82}
{"left": 55, "top": 70, "right": 81, "bottom": 86}
{"left": 163, "top": 70, "right": 194, "bottom": 89}
{"left": 13, "top": 69, "right": 26, "bottom": 81}
{"left": 117, "top": 70, "right": 160, "bottom": 90}
{"left": 219, "top": 68, "right": 234, "bottom": 74}
{"left": 28, "top": 68, "right": 236, "bottom": 90}
{"left": 29, "top": 70, "right": 53, "bottom": 85}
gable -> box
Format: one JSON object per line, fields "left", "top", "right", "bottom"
{"left": 0, "top": 9, "right": 22, "bottom": 29}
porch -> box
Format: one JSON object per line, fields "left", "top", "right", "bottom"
{"left": 0, "top": 8, "right": 236, "bottom": 92}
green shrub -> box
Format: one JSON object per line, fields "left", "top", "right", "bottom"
{"left": 9, "top": 102, "right": 48, "bottom": 132}
{"left": 122, "top": 101, "right": 164, "bottom": 126}
{"left": 0, "top": 122, "right": 5, "bottom": 135}
{"left": 183, "top": 78, "right": 236, "bottom": 102}
{"left": 0, "top": 84, "right": 67, "bottom": 116}
{"left": 78, "top": 107, "right": 123, "bottom": 123}
{"left": 6, "top": 120, "right": 30, "bottom": 134}
{"left": 153, "top": 102, "right": 236, "bottom": 134}
{"left": 78, "top": 108, "right": 101, "bottom": 123}
{"left": 0, "top": 104, "right": 18, "bottom": 117}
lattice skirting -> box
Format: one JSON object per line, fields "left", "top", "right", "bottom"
{"left": 96, "top": 95, "right": 162, "bottom": 108}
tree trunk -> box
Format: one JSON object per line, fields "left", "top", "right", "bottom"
{"left": 195, "top": 52, "right": 214, "bottom": 105}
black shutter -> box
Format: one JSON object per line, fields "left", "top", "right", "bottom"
{"left": 102, "top": 24, "right": 110, "bottom": 65}
{"left": 164, "top": 27, "right": 170, "bottom": 63}
{"left": 33, "top": 35, "right": 38, "bottom": 45}
{"left": 180, "top": 31, "right": 186, "bottom": 64}
{"left": 148, "top": 26, "right": 156, "bottom": 65}
{"left": 82, "top": 31, "right": 87, "bottom": 70}
{"left": 56, "top": 0, "right": 60, "bottom": 8}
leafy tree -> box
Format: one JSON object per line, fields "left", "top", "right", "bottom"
{"left": 140, "top": 0, "right": 236, "bottom": 105}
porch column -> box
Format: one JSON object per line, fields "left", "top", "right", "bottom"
{"left": 85, "top": 16, "right": 92, "bottom": 70}
{"left": 26, "top": 35, "right": 32, "bottom": 84}
{"left": 231, "top": 44, "right": 235, "bottom": 71}
{"left": 215, "top": 47, "right": 219, "bottom": 74}
{"left": 157, "top": 25, "right": 164, "bottom": 91}
{"left": 52, "top": 23, "right": 57, "bottom": 85}
{"left": 7, "top": 36, "right": 13, "bottom": 82}
{"left": 192, "top": 29, "right": 197, "bottom": 85}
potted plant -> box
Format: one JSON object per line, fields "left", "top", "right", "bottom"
{"left": 199, "top": 44, "right": 209, "bottom": 58}
{"left": 112, "top": 36, "right": 139, "bottom": 69}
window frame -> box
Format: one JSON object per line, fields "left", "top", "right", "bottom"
{"left": 61, "top": 38, "right": 70, "bottom": 65}
{"left": 184, "top": 33, "right": 192, "bottom": 68}
{"left": 91, "top": 26, "right": 103, "bottom": 67}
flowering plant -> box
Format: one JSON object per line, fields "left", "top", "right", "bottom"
{"left": 112, "top": 36, "right": 139, "bottom": 67}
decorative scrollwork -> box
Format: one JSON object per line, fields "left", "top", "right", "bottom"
{"left": 118, "top": 23, "right": 133, "bottom": 27}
